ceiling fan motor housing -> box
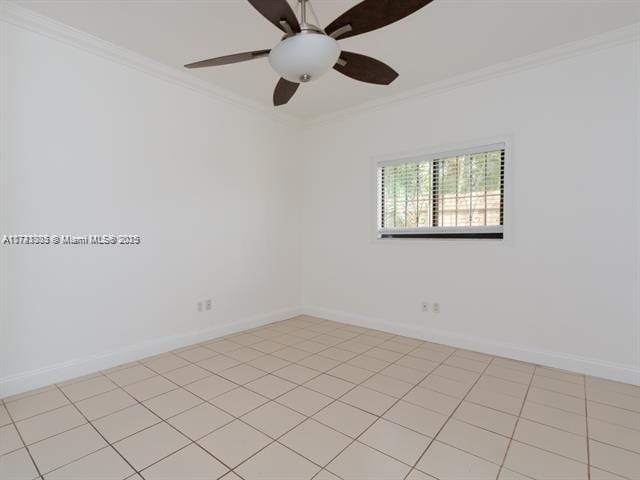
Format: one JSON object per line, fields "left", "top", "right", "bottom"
{"left": 268, "top": 30, "right": 341, "bottom": 83}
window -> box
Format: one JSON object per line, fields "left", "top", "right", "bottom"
{"left": 377, "top": 144, "right": 505, "bottom": 239}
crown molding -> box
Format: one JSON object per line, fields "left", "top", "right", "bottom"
{"left": 0, "top": 1, "right": 301, "bottom": 128}
{"left": 305, "top": 22, "right": 640, "bottom": 127}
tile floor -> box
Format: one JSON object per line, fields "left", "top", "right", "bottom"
{"left": 1, "top": 316, "right": 639, "bottom": 480}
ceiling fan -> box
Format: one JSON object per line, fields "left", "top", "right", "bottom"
{"left": 184, "top": 0, "right": 434, "bottom": 106}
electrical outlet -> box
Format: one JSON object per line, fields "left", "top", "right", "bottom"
{"left": 433, "top": 302, "right": 440, "bottom": 314}
{"left": 197, "top": 301, "right": 203, "bottom": 312}
{"left": 205, "top": 299, "right": 212, "bottom": 311}
{"left": 421, "top": 301, "right": 429, "bottom": 312}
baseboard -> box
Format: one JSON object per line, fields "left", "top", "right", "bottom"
{"left": 0, "top": 306, "right": 302, "bottom": 398}
{"left": 302, "top": 305, "right": 640, "bottom": 386}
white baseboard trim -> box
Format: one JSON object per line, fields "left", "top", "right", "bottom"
{"left": 0, "top": 306, "right": 302, "bottom": 398}
{"left": 302, "top": 305, "right": 640, "bottom": 386}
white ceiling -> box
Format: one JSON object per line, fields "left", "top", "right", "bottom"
{"left": 14, "top": 0, "right": 640, "bottom": 119}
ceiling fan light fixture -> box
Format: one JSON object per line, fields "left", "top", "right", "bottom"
{"left": 268, "top": 32, "right": 341, "bottom": 83}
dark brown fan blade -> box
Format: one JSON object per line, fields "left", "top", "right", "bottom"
{"left": 247, "top": 0, "right": 301, "bottom": 33}
{"left": 334, "top": 51, "right": 398, "bottom": 85}
{"left": 273, "top": 78, "right": 299, "bottom": 106}
{"left": 325, "top": 0, "right": 433, "bottom": 40}
{"left": 184, "top": 50, "right": 271, "bottom": 69}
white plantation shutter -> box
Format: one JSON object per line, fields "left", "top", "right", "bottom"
{"left": 377, "top": 144, "right": 505, "bottom": 239}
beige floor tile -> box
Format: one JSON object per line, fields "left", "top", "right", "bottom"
{"left": 360, "top": 418, "right": 431, "bottom": 465}
{"left": 454, "top": 350, "right": 493, "bottom": 364}
{"left": 313, "top": 401, "right": 376, "bottom": 438}
{"left": 236, "top": 441, "right": 320, "bottom": 480}
{"left": 467, "top": 386, "right": 523, "bottom": 415}
{"left": 75, "top": 388, "right": 137, "bottom": 420}
{"left": 251, "top": 340, "right": 286, "bottom": 354}
{"left": 203, "top": 339, "right": 243, "bottom": 354}
{"left": 589, "top": 418, "right": 640, "bottom": 453}
{"left": 29, "top": 424, "right": 107, "bottom": 474}
{"left": 163, "top": 364, "right": 211, "bottom": 386}
{"left": 297, "top": 340, "right": 331, "bottom": 353}
{"left": 503, "top": 441, "right": 587, "bottom": 480}
{"left": 105, "top": 364, "right": 157, "bottom": 387}
{"left": 218, "top": 364, "right": 266, "bottom": 385}
{"left": 590, "top": 466, "right": 629, "bottom": 480}
{"left": 230, "top": 333, "right": 263, "bottom": 346}
{"left": 527, "top": 387, "right": 585, "bottom": 415}
{"left": 404, "top": 386, "right": 460, "bottom": 416}
{"left": 44, "top": 446, "right": 134, "bottom": 480}
{"left": 444, "top": 356, "right": 487, "bottom": 373}
{"left": 521, "top": 401, "right": 586, "bottom": 435}
{"left": 247, "top": 354, "right": 291, "bottom": 373}
{"left": 408, "top": 347, "right": 449, "bottom": 363}
{"left": 536, "top": 367, "right": 584, "bottom": 385}
{"left": 417, "top": 441, "right": 499, "bottom": 480}
{"left": 197, "top": 355, "right": 241, "bottom": 373}
{"left": 198, "top": 420, "right": 271, "bottom": 468}
{"left": 242, "top": 401, "right": 305, "bottom": 438}
{"left": 272, "top": 347, "right": 312, "bottom": 362}
{"left": 0, "top": 424, "right": 23, "bottom": 456}
{"left": 3, "top": 385, "right": 57, "bottom": 404}
{"left": 314, "top": 469, "right": 342, "bottom": 480}
{"left": 60, "top": 376, "right": 117, "bottom": 402}
{"left": 143, "top": 388, "right": 202, "bottom": 419}
{"left": 16, "top": 405, "right": 85, "bottom": 445}
{"left": 319, "top": 347, "right": 357, "bottom": 363}
{"left": 245, "top": 374, "right": 297, "bottom": 399}
{"left": 514, "top": 418, "right": 587, "bottom": 463}
{"left": 328, "top": 442, "right": 411, "bottom": 479}
{"left": 0, "top": 448, "right": 39, "bottom": 480}
{"left": 225, "top": 347, "right": 264, "bottom": 363}
{"left": 340, "top": 386, "right": 396, "bottom": 415}
{"left": 588, "top": 400, "right": 640, "bottom": 431}
{"left": 588, "top": 388, "right": 640, "bottom": 413}
{"left": 114, "top": 422, "right": 189, "bottom": 471}
{"left": 587, "top": 377, "right": 640, "bottom": 399}
{"left": 453, "top": 401, "right": 517, "bottom": 437}
{"left": 348, "top": 355, "right": 391, "bottom": 372}
{"left": 167, "top": 402, "right": 232, "bottom": 440}
{"left": 365, "top": 347, "right": 405, "bottom": 363}
{"left": 175, "top": 346, "right": 218, "bottom": 363}
{"left": 298, "top": 355, "right": 341, "bottom": 372}
{"left": 338, "top": 340, "right": 373, "bottom": 354}
{"left": 395, "top": 355, "right": 438, "bottom": 373}
{"left": 406, "top": 468, "right": 438, "bottom": 480}
{"left": 328, "top": 364, "right": 374, "bottom": 384}
{"left": 437, "top": 418, "right": 510, "bottom": 464}
{"left": 304, "top": 374, "right": 355, "bottom": 398}
{"left": 589, "top": 439, "right": 640, "bottom": 479}
{"left": 142, "top": 354, "right": 190, "bottom": 374}
{"left": 492, "top": 358, "right": 535, "bottom": 374}
{"left": 210, "top": 387, "right": 268, "bottom": 417}
{"left": 123, "top": 376, "right": 177, "bottom": 402}
{"left": 383, "top": 401, "right": 448, "bottom": 437}
{"left": 420, "top": 374, "right": 472, "bottom": 398}
{"left": 280, "top": 418, "right": 352, "bottom": 466}
{"left": 497, "top": 467, "right": 533, "bottom": 480}
{"left": 484, "top": 364, "right": 533, "bottom": 385}
{"left": 220, "top": 471, "right": 243, "bottom": 480}
{"left": 273, "top": 364, "right": 320, "bottom": 384}
{"left": 93, "top": 404, "right": 161, "bottom": 443}
{"left": 432, "top": 365, "right": 480, "bottom": 384}
{"left": 183, "top": 374, "right": 236, "bottom": 400}
{"left": 475, "top": 375, "right": 528, "bottom": 399}
{"left": 141, "top": 443, "right": 228, "bottom": 480}
{"left": 380, "top": 364, "right": 426, "bottom": 384}
{"left": 6, "top": 389, "right": 70, "bottom": 422}
{"left": 361, "top": 374, "right": 413, "bottom": 398}
{"left": 531, "top": 375, "right": 585, "bottom": 398}
{"left": 276, "top": 386, "right": 334, "bottom": 416}
{"left": 0, "top": 404, "right": 10, "bottom": 427}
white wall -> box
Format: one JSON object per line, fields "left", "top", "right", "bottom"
{"left": 0, "top": 20, "right": 301, "bottom": 395}
{"left": 300, "top": 40, "right": 640, "bottom": 384}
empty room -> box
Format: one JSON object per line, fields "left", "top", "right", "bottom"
{"left": 1, "top": 0, "right": 639, "bottom": 479}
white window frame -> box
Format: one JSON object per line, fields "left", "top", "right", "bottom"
{"left": 371, "top": 138, "right": 513, "bottom": 242}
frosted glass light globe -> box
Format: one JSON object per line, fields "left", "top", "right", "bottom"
{"left": 269, "top": 33, "right": 341, "bottom": 83}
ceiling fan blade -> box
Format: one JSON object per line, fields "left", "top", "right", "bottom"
{"left": 273, "top": 78, "right": 299, "bottom": 106}
{"left": 334, "top": 51, "right": 398, "bottom": 85}
{"left": 184, "top": 50, "right": 271, "bottom": 69}
{"left": 247, "top": 0, "right": 301, "bottom": 33}
{"left": 325, "top": 0, "right": 433, "bottom": 40}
